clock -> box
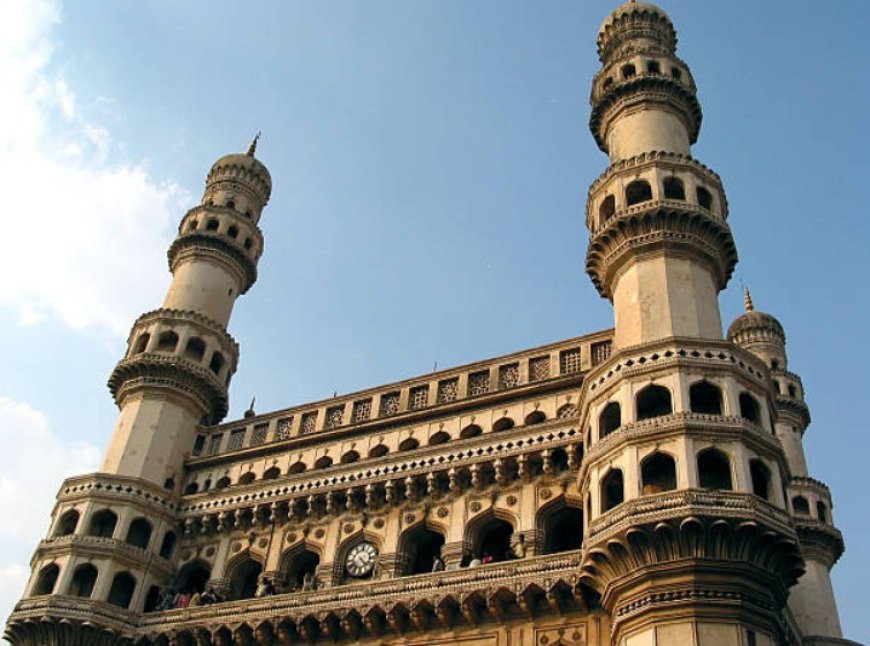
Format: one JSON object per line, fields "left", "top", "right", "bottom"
{"left": 345, "top": 541, "right": 378, "bottom": 578}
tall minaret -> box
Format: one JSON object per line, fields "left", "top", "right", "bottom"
{"left": 578, "top": 4, "right": 814, "bottom": 646}
{"left": 6, "top": 142, "right": 271, "bottom": 644}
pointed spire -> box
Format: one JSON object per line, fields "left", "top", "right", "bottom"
{"left": 744, "top": 287, "right": 754, "bottom": 312}
{"left": 244, "top": 397, "right": 256, "bottom": 418}
{"left": 247, "top": 132, "right": 261, "bottom": 157}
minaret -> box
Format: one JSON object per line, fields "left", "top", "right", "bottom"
{"left": 578, "top": 4, "right": 808, "bottom": 645}
{"left": 728, "top": 292, "right": 846, "bottom": 642}
{"left": 6, "top": 142, "right": 271, "bottom": 645}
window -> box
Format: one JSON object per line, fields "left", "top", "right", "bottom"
{"left": 529, "top": 356, "right": 550, "bottom": 381}
{"left": 816, "top": 501, "right": 828, "bottom": 523}
{"left": 636, "top": 384, "right": 672, "bottom": 420}
{"left": 492, "top": 417, "right": 515, "bottom": 433}
{"left": 599, "top": 194, "right": 616, "bottom": 221}
{"left": 749, "top": 459, "right": 771, "bottom": 501}
{"left": 125, "top": 518, "right": 152, "bottom": 549}
{"left": 33, "top": 564, "right": 60, "bottom": 596}
{"left": 227, "top": 429, "right": 246, "bottom": 451}
{"left": 159, "top": 531, "right": 177, "bottom": 559}
{"left": 410, "top": 385, "right": 430, "bottom": 410}
{"left": 369, "top": 444, "right": 389, "bottom": 459}
{"left": 690, "top": 381, "right": 722, "bottom": 415}
{"left": 525, "top": 410, "right": 547, "bottom": 425}
{"left": 591, "top": 341, "right": 612, "bottom": 366}
{"left": 429, "top": 431, "right": 450, "bottom": 446}
{"left": 227, "top": 557, "right": 263, "bottom": 601}
{"left": 697, "top": 186, "right": 713, "bottom": 210}
{"left": 54, "top": 509, "right": 79, "bottom": 537}
{"left": 437, "top": 378, "right": 459, "bottom": 403}
{"left": 300, "top": 411, "right": 318, "bottom": 434}
{"left": 206, "top": 433, "right": 223, "bottom": 456}
{"left": 341, "top": 449, "right": 361, "bottom": 464}
{"left": 262, "top": 466, "right": 280, "bottom": 480}
{"left": 498, "top": 363, "right": 520, "bottom": 389}
{"left": 88, "top": 509, "right": 117, "bottom": 538}
{"left": 379, "top": 392, "right": 400, "bottom": 417}
{"left": 671, "top": 67, "right": 682, "bottom": 80}
{"left": 209, "top": 352, "right": 225, "bottom": 374}
{"left": 107, "top": 572, "right": 136, "bottom": 609}
{"left": 398, "top": 437, "right": 420, "bottom": 452}
{"left": 626, "top": 180, "right": 653, "bottom": 206}
{"left": 621, "top": 63, "right": 636, "bottom": 78}
{"left": 206, "top": 218, "right": 219, "bottom": 231}
{"left": 739, "top": 393, "right": 761, "bottom": 424}
{"left": 559, "top": 348, "right": 582, "bottom": 374}
{"left": 184, "top": 337, "right": 206, "bottom": 362}
{"left": 238, "top": 472, "right": 255, "bottom": 485}
{"left": 599, "top": 402, "right": 621, "bottom": 437}
{"left": 133, "top": 333, "right": 150, "bottom": 354}
{"left": 647, "top": 60, "right": 661, "bottom": 74}
{"left": 601, "top": 469, "right": 624, "bottom": 512}
{"left": 468, "top": 370, "right": 490, "bottom": 396}
{"left": 697, "top": 448, "right": 732, "bottom": 490}
{"left": 314, "top": 455, "right": 333, "bottom": 470}
{"left": 352, "top": 399, "right": 372, "bottom": 423}
{"left": 400, "top": 526, "right": 446, "bottom": 576}
{"left": 275, "top": 417, "right": 293, "bottom": 440}
{"left": 192, "top": 434, "right": 205, "bottom": 456}
{"left": 249, "top": 423, "right": 268, "bottom": 445}
{"left": 663, "top": 177, "right": 685, "bottom": 200}
{"left": 792, "top": 496, "right": 810, "bottom": 516}
{"left": 227, "top": 225, "right": 239, "bottom": 239}
{"left": 641, "top": 452, "right": 677, "bottom": 494}
{"left": 69, "top": 564, "right": 98, "bottom": 598}
{"left": 460, "top": 424, "right": 482, "bottom": 439}
{"left": 325, "top": 405, "right": 345, "bottom": 429}
{"left": 156, "top": 330, "right": 178, "bottom": 352}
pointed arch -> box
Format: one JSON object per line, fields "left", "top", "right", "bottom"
{"left": 398, "top": 437, "right": 419, "bottom": 452}
{"left": 125, "top": 517, "right": 152, "bottom": 549}
{"left": 690, "top": 380, "right": 723, "bottom": 415}
{"left": 397, "top": 522, "right": 446, "bottom": 576}
{"left": 599, "top": 401, "right": 621, "bottom": 437}
{"left": 464, "top": 508, "right": 517, "bottom": 564}
{"left": 460, "top": 424, "right": 482, "bottom": 439}
{"left": 32, "top": 563, "right": 60, "bottom": 596}
{"left": 492, "top": 417, "right": 515, "bottom": 433}
{"left": 53, "top": 509, "right": 79, "bottom": 537}
{"left": 287, "top": 460, "right": 306, "bottom": 475}
{"left": 176, "top": 559, "right": 211, "bottom": 594}
{"left": 640, "top": 451, "right": 677, "bottom": 494}
{"left": 429, "top": 431, "right": 451, "bottom": 446}
{"left": 225, "top": 551, "right": 264, "bottom": 600}
{"left": 87, "top": 509, "right": 117, "bottom": 538}
{"left": 697, "top": 448, "right": 733, "bottom": 491}
{"left": 279, "top": 540, "right": 323, "bottom": 591}
{"left": 107, "top": 571, "right": 137, "bottom": 608}
{"left": 536, "top": 495, "right": 583, "bottom": 554}
{"left": 68, "top": 563, "right": 98, "bottom": 598}
{"left": 369, "top": 444, "right": 389, "bottom": 458}
{"left": 334, "top": 530, "right": 384, "bottom": 585}
{"left": 636, "top": 384, "right": 672, "bottom": 420}
{"left": 601, "top": 468, "right": 624, "bottom": 512}
{"left": 524, "top": 410, "right": 547, "bottom": 426}
{"left": 341, "top": 449, "right": 360, "bottom": 464}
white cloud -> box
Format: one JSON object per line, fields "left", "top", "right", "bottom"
{"left": 0, "top": 0, "right": 191, "bottom": 338}
{"left": 0, "top": 396, "right": 100, "bottom": 622}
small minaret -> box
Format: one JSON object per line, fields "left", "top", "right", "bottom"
{"left": 728, "top": 292, "right": 846, "bottom": 642}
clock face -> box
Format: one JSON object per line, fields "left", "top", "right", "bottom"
{"left": 345, "top": 542, "right": 378, "bottom": 577}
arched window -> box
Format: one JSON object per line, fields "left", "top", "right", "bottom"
{"left": 696, "top": 186, "right": 713, "bottom": 210}
{"left": 641, "top": 452, "right": 677, "bottom": 494}
{"left": 739, "top": 393, "right": 761, "bottom": 424}
{"left": 460, "top": 424, "right": 482, "bottom": 439}
{"left": 176, "top": 560, "right": 211, "bottom": 594}
{"left": 133, "top": 333, "right": 150, "bottom": 354}
{"left": 228, "top": 557, "right": 263, "bottom": 601}
{"left": 400, "top": 525, "right": 446, "bottom": 575}
{"left": 159, "top": 531, "right": 177, "bottom": 559}
{"left": 603, "top": 77, "right": 613, "bottom": 90}
{"left": 817, "top": 501, "right": 829, "bottom": 523}
{"left": 33, "top": 564, "right": 60, "bottom": 596}
{"left": 156, "top": 330, "right": 178, "bottom": 352}
{"left": 792, "top": 496, "right": 810, "bottom": 516}
{"left": 341, "top": 449, "right": 361, "bottom": 464}
{"left": 690, "top": 381, "right": 722, "bottom": 415}
{"left": 647, "top": 60, "right": 661, "bottom": 74}
{"left": 601, "top": 469, "right": 624, "bottom": 512}
{"left": 314, "top": 456, "right": 333, "bottom": 470}
{"left": 697, "top": 448, "right": 732, "bottom": 490}
{"left": 88, "top": 509, "right": 118, "bottom": 538}
{"left": 262, "top": 466, "right": 280, "bottom": 480}
{"left": 183, "top": 482, "right": 199, "bottom": 495}
{"left": 283, "top": 548, "right": 320, "bottom": 590}
{"left": 599, "top": 402, "right": 621, "bottom": 437}
{"left": 164, "top": 477, "right": 175, "bottom": 491}
{"left": 188, "top": 220, "right": 198, "bottom": 231}
{"left": 429, "top": 431, "right": 450, "bottom": 446}
{"left": 125, "top": 518, "right": 152, "bottom": 550}
{"left": 287, "top": 461, "right": 306, "bottom": 475}
{"left": 369, "top": 444, "right": 389, "bottom": 459}
{"left": 238, "top": 472, "right": 256, "bottom": 485}
{"left": 143, "top": 585, "right": 162, "bottom": 613}
{"left": 469, "top": 516, "right": 515, "bottom": 564}
{"left": 54, "top": 509, "right": 80, "bottom": 537}
{"left": 209, "top": 352, "right": 225, "bottom": 375}
{"left": 206, "top": 218, "right": 219, "bottom": 231}
{"left": 214, "top": 476, "right": 231, "bottom": 489}
{"left": 398, "top": 437, "right": 420, "bottom": 452}
{"left": 107, "top": 572, "right": 136, "bottom": 608}
{"left": 227, "top": 225, "right": 239, "bottom": 239}
{"left": 749, "top": 459, "right": 771, "bottom": 501}
{"left": 69, "top": 564, "right": 98, "bottom": 598}
{"left": 663, "top": 177, "right": 685, "bottom": 200}
{"left": 184, "top": 337, "right": 206, "bottom": 362}
{"left": 788, "top": 384, "right": 797, "bottom": 398}
{"left": 525, "top": 411, "right": 547, "bottom": 426}
{"left": 599, "top": 194, "right": 616, "bottom": 221}
{"left": 492, "top": 417, "right": 515, "bottom": 433}
{"left": 621, "top": 63, "right": 636, "bottom": 78}
{"left": 636, "top": 384, "right": 672, "bottom": 420}
{"left": 539, "top": 505, "right": 583, "bottom": 554}
{"left": 244, "top": 238, "right": 253, "bottom": 250}
{"left": 771, "top": 359, "right": 780, "bottom": 370}
{"left": 226, "top": 199, "right": 236, "bottom": 209}
{"left": 626, "top": 180, "right": 653, "bottom": 206}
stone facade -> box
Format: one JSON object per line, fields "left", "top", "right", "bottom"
{"left": 4, "top": 3, "right": 858, "bottom": 646}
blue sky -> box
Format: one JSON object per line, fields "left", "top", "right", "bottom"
{"left": 0, "top": 0, "right": 867, "bottom": 641}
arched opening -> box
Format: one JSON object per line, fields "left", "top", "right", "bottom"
{"left": 188, "top": 219, "right": 198, "bottom": 231}
{"left": 262, "top": 466, "right": 280, "bottom": 480}
{"left": 690, "top": 381, "right": 723, "bottom": 415}
{"left": 238, "top": 472, "right": 255, "bottom": 485}
{"left": 636, "top": 384, "right": 672, "bottom": 420}
{"left": 287, "top": 461, "right": 306, "bottom": 475}
{"left": 647, "top": 60, "right": 661, "bottom": 74}
{"left": 599, "top": 402, "right": 621, "bottom": 437}
{"left": 184, "top": 337, "right": 206, "bottom": 362}
{"left": 696, "top": 186, "right": 713, "bottom": 209}
{"left": 398, "top": 437, "right": 420, "bottom": 452}
{"left": 400, "top": 525, "right": 446, "bottom": 575}
{"left": 183, "top": 482, "right": 199, "bottom": 495}
{"left": 749, "top": 459, "right": 771, "bottom": 501}
{"left": 641, "top": 452, "right": 677, "bottom": 494}
{"left": 143, "top": 585, "right": 162, "bottom": 613}
{"left": 601, "top": 469, "right": 624, "bottom": 512}
{"left": 788, "top": 384, "right": 797, "bottom": 398}
{"left": 739, "top": 393, "right": 761, "bottom": 424}
{"left": 621, "top": 63, "right": 636, "bottom": 78}
{"left": 525, "top": 410, "right": 547, "bottom": 426}
{"left": 792, "top": 496, "right": 810, "bottom": 516}
{"left": 159, "top": 531, "right": 176, "bottom": 559}
{"left": 125, "top": 518, "right": 152, "bottom": 550}
{"left": 469, "top": 516, "right": 515, "bottom": 564}
{"left": 672, "top": 67, "right": 683, "bottom": 80}
{"left": 209, "top": 352, "right": 224, "bottom": 375}
{"left": 107, "top": 572, "right": 136, "bottom": 608}
{"left": 663, "top": 177, "right": 685, "bottom": 200}
{"left": 771, "top": 359, "right": 780, "bottom": 370}
{"left": 88, "top": 509, "right": 118, "bottom": 538}
{"left": 54, "top": 509, "right": 79, "bottom": 537}
{"left": 429, "top": 431, "right": 450, "bottom": 446}
{"left": 164, "top": 477, "right": 175, "bottom": 491}
{"left": 226, "top": 199, "right": 235, "bottom": 209}
{"left": 134, "top": 333, "right": 150, "bottom": 354}
{"left": 227, "top": 225, "right": 239, "bottom": 239}
{"left": 817, "top": 501, "right": 828, "bottom": 523}
{"left": 33, "top": 563, "right": 60, "bottom": 596}
{"left": 206, "top": 218, "right": 219, "bottom": 231}
{"left": 214, "top": 476, "right": 231, "bottom": 489}
{"left": 69, "top": 563, "right": 98, "bottom": 598}
{"left": 243, "top": 238, "right": 253, "bottom": 250}
{"left": 460, "top": 424, "right": 482, "bottom": 439}
{"left": 228, "top": 556, "right": 263, "bottom": 600}
{"left": 625, "top": 180, "right": 652, "bottom": 206}
{"left": 492, "top": 417, "right": 515, "bottom": 433}
{"left": 314, "top": 456, "right": 333, "bottom": 470}
{"left": 697, "top": 448, "right": 732, "bottom": 490}
{"left": 599, "top": 194, "right": 616, "bottom": 221}
{"left": 539, "top": 504, "right": 583, "bottom": 554}
{"left": 156, "top": 330, "right": 178, "bottom": 352}
{"left": 176, "top": 560, "right": 211, "bottom": 594}
{"left": 369, "top": 444, "right": 389, "bottom": 459}
{"left": 341, "top": 450, "right": 360, "bottom": 464}
{"left": 283, "top": 548, "right": 320, "bottom": 591}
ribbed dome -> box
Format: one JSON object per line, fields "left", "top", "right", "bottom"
{"left": 208, "top": 152, "right": 272, "bottom": 191}
{"left": 597, "top": 1, "right": 677, "bottom": 60}
{"left": 727, "top": 310, "right": 785, "bottom": 343}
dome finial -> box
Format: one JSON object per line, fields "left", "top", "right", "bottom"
{"left": 244, "top": 396, "right": 256, "bottom": 418}
{"left": 247, "top": 132, "right": 261, "bottom": 157}
{"left": 744, "top": 287, "right": 754, "bottom": 312}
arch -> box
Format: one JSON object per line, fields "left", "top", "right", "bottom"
{"left": 159, "top": 531, "right": 177, "bottom": 559}
{"left": 792, "top": 496, "right": 810, "bottom": 516}
{"left": 68, "top": 563, "right": 98, "bottom": 598}
{"left": 184, "top": 337, "right": 206, "bottom": 362}
{"left": 183, "top": 481, "right": 200, "bottom": 495}
{"left": 537, "top": 499, "right": 583, "bottom": 554}
{"left": 188, "top": 219, "right": 198, "bottom": 230}
{"left": 641, "top": 452, "right": 677, "bottom": 494}
{"left": 107, "top": 572, "right": 136, "bottom": 608}
{"left": 696, "top": 186, "right": 713, "bottom": 209}
{"left": 54, "top": 509, "right": 79, "bottom": 537}
{"left": 492, "top": 417, "right": 515, "bottom": 433}
{"left": 739, "top": 392, "right": 761, "bottom": 424}
{"left": 227, "top": 225, "right": 239, "bottom": 239}
{"left": 225, "top": 199, "right": 236, "bottom": 209}
{"left": 176, "top": 559, "right": 211, "bottom": 594}
{"left": 209, "top": 352, "right": 225, "bottom": 375}
{"left": 601, "top": 468, "right": 624, "bottom": 512}
{"left": 788, "top": 384, "right": 797, "bottom": 398}
{"left": 525, "top": 410, "right": 547, "bottom": 426}
{"left": 287, "top": 461, "right": 306, "bottom": 475}
{"left": 281, "top": 544, "right": 321, "bottom": 590}
{"left": 341, "top": 449, "right": 361, "bottom": 464}
{"left": 206, "top": 218, "right": 219, "bottom": 231}
{"left": 369, "top": 444, "right": 389, "bottom": 459}
{"left": 749, "top": 459, "right": 771, "bottom": 501}
{"left": 336, "top": 532, "right": 383, "bottom": 584}
{"left": 466, "top": 511, "right": 516, "bottom": 564}
{"left": 226, "top": 554, "right": 263, "bottom": 600}
{"left": 429, "top": 431, "right": 450, "bottom": 446}
{"left": 816, "top": 501, "right": 828, "bottom": 523}
{"left": 646, "top": 60, "right": 661, "bottom": 74}
{"left": 88, "top": 509, "right": 118, "bottom": 538}
{"left": 398, "top": 437, "right": 419, "bottom": 452}
{"left": 663, "top": 176, "right": 685, "bottom": 200}
{"left": 599, "top": 194, "right": 616, "bottom": 221}
{"left": 621, "top": 63, "right": 636, "bottom": 78}
{"left": 125, "top": 517, "right": 152, "bottom": 550}
{"left": 636, "top": 384, "right": 672, "bottom": 420}
{"left": 689, "top": 381, "right": 723, "bottom": 415}
{"left": 33, "top": 563, "right": 60, "bottom": 596}
{"left": 238, "top": 471, "right": 256, "bottom": 485}
{"left": 214, "top": 476, "right": 231, "bottom": 489}
{"left": 398, "top": 524, "right": 446, "bottom": 575}
{"left": 143, "top": 585, "right": 162, "bottom": 613}
{"left": 314, "top": 455, "right": 333, "bottom": 470}
{"left": 244, "top": 238, "right": 253, "bottom": 250}
{"left": 460, "top": 424, "right": 482, "bottom": 439}
{"left": 262, "top": 466, "right": 280, "bottom": 480}
{"left": 133, "top": 333, "right": 150, "bottom": 354}
{"left": 697, "top": 448, "right": 733, "bottom": 490}
{"left": 156, "top": 330, "right": 178, "bottom": 352}
{"left": 599, "top": 401, "right": 621, "bottom": 438}
{"left": 672, "top": 66, "right": 683, "bottom": 80}
{"left": 625, "top": 180, "right": 652, "bottom": 206}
